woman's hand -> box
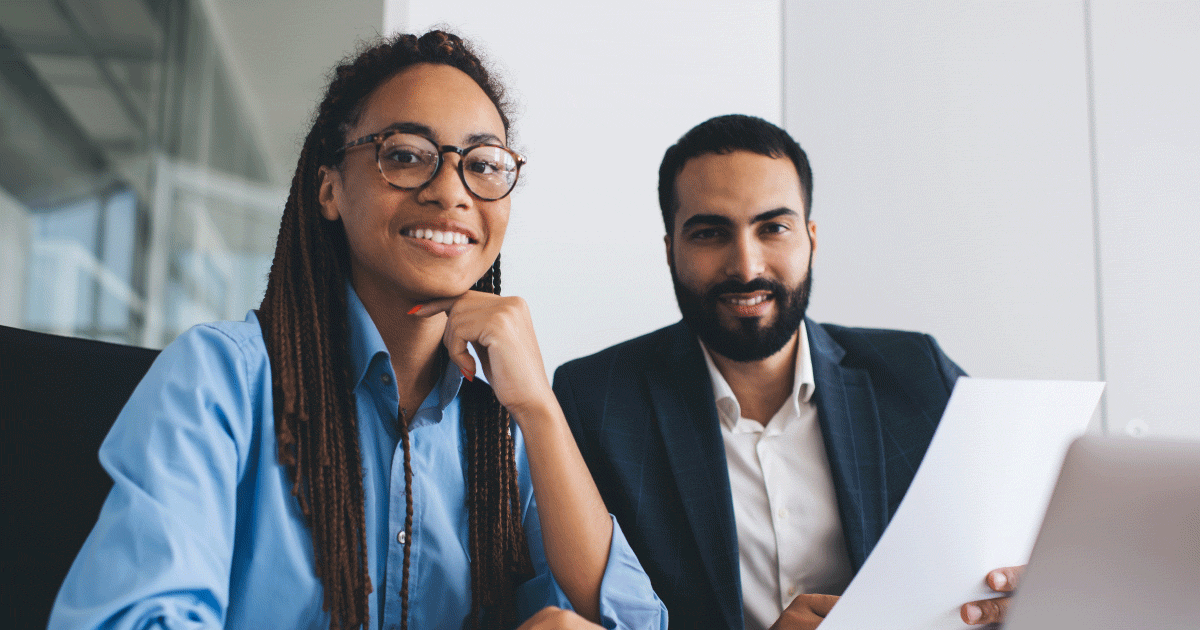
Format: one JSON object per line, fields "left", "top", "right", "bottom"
{"left": 410, "top": 290, "right": 555, "bottom": 425}
{"left": 411, "top": 290, "right": 611, "bottom": 622}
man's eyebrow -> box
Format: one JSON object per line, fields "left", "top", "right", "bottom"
{"left": 680, "top": 207, "right": 799, "bottom": 230}
{"left": 680, "top": 214, "right": 734, "bottom": 229}
{"left": 751, "top": 207, "right": 800, "bottom": 223}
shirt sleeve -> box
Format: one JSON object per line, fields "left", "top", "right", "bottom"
{"left": 516, "top": 496, "right": 668, "bottom": 630}
{"left": 49, "top": 324, "right": 257, "bottom": 630}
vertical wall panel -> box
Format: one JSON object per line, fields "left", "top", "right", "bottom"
{"left": 1091, "top": 1, "right": 1200, "bottom": 439}
{"left": 784, "top": 2, "right": 1100, "bottom": 386}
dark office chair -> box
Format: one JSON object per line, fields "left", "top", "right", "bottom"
{"left": 0, "top": 325, "right": 159, "bottom": 629}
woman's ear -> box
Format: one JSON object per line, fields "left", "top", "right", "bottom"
{"left": 317, "top": 165, "right": 342, "bottom": 221}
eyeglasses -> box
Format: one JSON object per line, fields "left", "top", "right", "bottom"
{"left": 336, "top": 129, "right": 526, "bottom": 201}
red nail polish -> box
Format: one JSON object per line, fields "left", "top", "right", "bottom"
{"left": 460, "top": 367, "right": 474, "bottom": 382}
{"left": 407, "top": 305, "right": 421, "bottom": 315}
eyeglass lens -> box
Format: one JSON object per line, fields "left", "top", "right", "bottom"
{"left": 378, "top": 133, "right": 519, "bottom": 200}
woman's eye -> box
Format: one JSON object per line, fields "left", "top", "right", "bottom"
{"left": 382, "top": 148, "right": 429, "bottom": 166}
{"left": 466, "top": 158, "right": 500, "bottom": 175}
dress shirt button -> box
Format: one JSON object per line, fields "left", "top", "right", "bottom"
{"left": 396, "top": 530, "right": 406, "bottom": 544}
{"left": 787, "top": 585, "right": 797, "bottom": 598}
{"left": 777, "top": 508, "right": 789, "bottom": 520}
{"left": 380, "top": 373, "right": 392, "bottom": 385}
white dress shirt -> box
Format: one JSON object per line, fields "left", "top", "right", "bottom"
{"left": 701, "top": 322, "right": 853, "bottom": 630}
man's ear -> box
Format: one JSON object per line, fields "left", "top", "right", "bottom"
{"left": 664, "top": 233, "right": 674, "bottom": 272}
{"left": 807, "top": 220, "right": 818, "bottom": 255}
{"left": 317, "top": 165, "right": 342, "bottom": 221}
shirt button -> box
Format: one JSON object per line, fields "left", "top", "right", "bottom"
{"left": 380, "top": 373, "right": 392, "bottom": 385}
{"left": 396, "top": 530, "right": 406, "bottom": 544}
{"left": 777, "top": 508, "right": 789, "bottom": 520}
{"left": 787, "top": 585, "right": 797, "bottom": 597}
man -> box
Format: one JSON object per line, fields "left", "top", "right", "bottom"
{"left": 553, "top": 115, "right": 1019, "bottom": 629}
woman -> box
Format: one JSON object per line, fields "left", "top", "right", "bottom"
{"left": 50, "top": 31, "right": 664, "bottom": 630}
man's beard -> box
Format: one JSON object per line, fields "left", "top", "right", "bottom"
{"left": 671, "top": 258, "right": 812, "bottom": 363}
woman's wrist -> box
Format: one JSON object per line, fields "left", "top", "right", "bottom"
{"left": 504, "top": 392, "right": 566, "bottom": 439}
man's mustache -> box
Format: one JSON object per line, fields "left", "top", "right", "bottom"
{"left": 704, "top": 278, "right": 786, "bottom": 302}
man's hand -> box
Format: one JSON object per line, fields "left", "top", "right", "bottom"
{"left": 516, "top": 606, "right": 604, "bottom": 629}
{"left": 768, "top": 593, "right": 839, "bottom": 630}
{"left": 960, "top": 565, "right": 1025, "bottom": 625}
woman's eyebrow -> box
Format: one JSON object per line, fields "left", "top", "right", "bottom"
{"left": 379, "top": 123, "right": 502, "bottom": 147}
{"left": 378, "top": 121, "right": 434, "bottom": 137}
{"left": 466, "top": 132, "right": 503, "bottom": 146}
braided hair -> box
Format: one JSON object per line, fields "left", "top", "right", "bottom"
{"left": 257, "top": 31, "right": 530, "bottom": 630}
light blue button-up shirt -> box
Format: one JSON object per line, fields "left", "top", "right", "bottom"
{"left": 50, "top": 288, "right": 665, "bottom": 630}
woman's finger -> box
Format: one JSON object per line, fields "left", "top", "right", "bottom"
{"left": 438, "top": 305, "right": 479, "bottom": 381}
{"left": 407, "top": 294, "right": 466, "bottom": 317}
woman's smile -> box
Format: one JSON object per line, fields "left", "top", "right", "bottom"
{"left": 401, "top": 220, "right": 479, "bottom": 256}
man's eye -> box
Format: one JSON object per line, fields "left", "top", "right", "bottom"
{"left": 689, "top": 228, "right": 722, "bottom": 241}
{"left": 762, "top": 223, "right": 789, "bottom": 234}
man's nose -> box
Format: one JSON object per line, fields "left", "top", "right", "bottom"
{"left": 724, "top": 234, "right": 765, "bottom": 282}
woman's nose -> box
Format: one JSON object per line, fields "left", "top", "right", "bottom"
{"left": 418, "top": 154, "right": 472, "bottom": 208}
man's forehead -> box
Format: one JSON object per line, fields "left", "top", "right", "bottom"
{"left": 674, "top": 151, "right": 804, "bottom": 224}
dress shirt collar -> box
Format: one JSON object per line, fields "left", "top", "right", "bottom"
{"left": 346, "top": 283, "right": 463, "bottom": 419}
{"left": 700, "top": 320, "right": 815, "bottom": 431}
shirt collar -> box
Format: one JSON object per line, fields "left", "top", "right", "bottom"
{"left": 700, "top": 320, "right": 816, "bottom": 430}
{"left": 346, "top": 283, "right": 464, "bottom": 415}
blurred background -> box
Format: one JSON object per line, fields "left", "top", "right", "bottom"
{"left": 2, "top": 1, "right": 1197, "bottom": 438}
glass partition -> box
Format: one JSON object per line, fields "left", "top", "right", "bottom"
{"left": 0, "top": 0, "right": 284, "bottom": 347}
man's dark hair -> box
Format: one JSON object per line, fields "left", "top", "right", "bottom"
{"left": 657, "top": 114, "right": 813, "bottom": 234}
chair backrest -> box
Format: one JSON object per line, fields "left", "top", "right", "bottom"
{"left": 0, "top": 325, "right": 160, "bottom": 630}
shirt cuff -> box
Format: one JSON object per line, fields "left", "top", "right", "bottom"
{"left": 595, "top": 514, "right": 669, "bottom": 630}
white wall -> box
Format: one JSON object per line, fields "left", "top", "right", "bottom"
{"left": 390, "top": 1, "right": 783, "bottom": 374}
{"left": 785, "top": 2, "right": 1099, "bottom": 380}
{"left": 785, "top": 1, "right": 1199, "bottom": 439}
{"left": 1090, "top": 1, "right": 1200, "bottom": 439}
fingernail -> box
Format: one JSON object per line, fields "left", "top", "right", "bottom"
{"left": 460, "top": 367, "right": 473, "bottom": 382}
{"left": 964, "top": 604, "right": 982, "bottom": 623}
{"left": 407, "top": 305, "right": 421, "bottom": 315}
{"left": 991, "top": 571, "right": 1007, "bottom": 589}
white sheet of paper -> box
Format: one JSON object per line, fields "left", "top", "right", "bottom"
{"left": 817, "top": 377, "right": 1105, "bottom": 630}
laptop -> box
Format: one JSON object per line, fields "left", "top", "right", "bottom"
{"left": 1004, "top": 434, "right": 1200, "bottom": 629}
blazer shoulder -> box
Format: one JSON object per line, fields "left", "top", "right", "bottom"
{"left": 817, "top": 321, "right": 932, "bottom": 348}
{"left": 554, "top": 321, "right": 685, "bottom": 381}
{"left": 814, "top": 321, "right": 966, "bottom": 390}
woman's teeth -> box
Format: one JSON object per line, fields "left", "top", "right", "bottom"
{"left": 726, "top": 295, "right": 768, "bottom": 306}
{"left": 404, "top": 228, "right": 470, "bottom": 245}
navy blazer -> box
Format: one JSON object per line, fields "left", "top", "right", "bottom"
{"left": 553, "top": 319, "right": 964, "bottom": 629}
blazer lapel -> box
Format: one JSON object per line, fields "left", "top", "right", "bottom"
{"left": 644, "top": 322, "right": 743, "bottom": 630}
{"left": 806, "top": 319, "right": 889, "bottom": 569}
